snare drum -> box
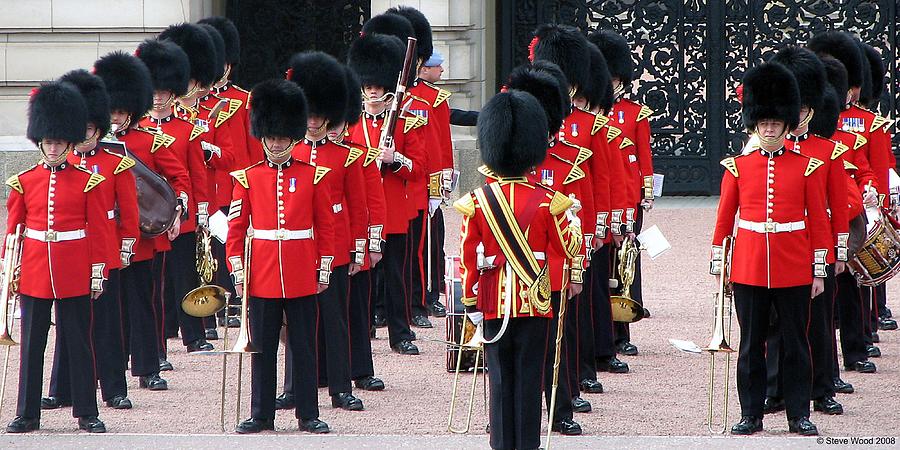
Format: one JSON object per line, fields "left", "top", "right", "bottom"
{"left": 848, "top": 208, "right": 900, "bottom": 286}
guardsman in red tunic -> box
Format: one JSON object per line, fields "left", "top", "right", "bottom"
{"left": 43, "top": 70, "right": 139, "bottom": 412}
{"left": 94, "top": 51, "right": 189, "bottom": 390}
{"left": 328, "top": 65, "right": 387, "bottom": 392}
{"left": 458, "top": 90, "right": 582, "bottom": 450}
{"left": 348, "top": 30, "right": 427, "bottom": 355}
{"left": 762, "top": 46, "right": 849, "bottom": 417}
{"left": 809, "top": 31, "right": 888, "bottom": 360}
{"left": 229, "top": 79, "right": 335, "bottom": 434}
{"left": 712, "top": 63, "right": 831, "bottom": 436}
{"left": 503, "top": 58, "right": 591, "bottom": 432}
{"left": 285, "top": 51, "right": 367, "bottom": 411}
{"left": 135, "top": 37, "right": 215, "bottom": 354}
{"left": 591, "top": 29, "right": 655, "bottom": 357}
{"left": 5, "top": 82, "right": 108, "bottom": 433}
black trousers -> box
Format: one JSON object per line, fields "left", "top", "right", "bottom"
{"left": 872, "top": 283, "right": 886, "bottom": 326}
{"left": 614, "top": 205, "right": 643, "bottom": 344}
{"left": 425, "top": 208, "right": 446, "bottom": 306}
{"left": 563, "top": 287, "right": 582, "bottom": 400}
{"left": 576, "top": 263, "right": 597, "bottom": 382}
{"left": 384, "top": 233, "right": 414, "bottom": 346}
{"left": 833, "top": 271, "right": 868, "bottom": 371}
{"left": 50, "top": 269, "right": 127, "bottom": 402}
{"left": 860, "top": 285, "right": 875, "bottom": 346}
{"left": 485, "top": 316, "right": 548, "bottom": 450}
{"left": 163, "top": 232, "right": 206, "bottom": 348}
{"left": 766, "top": 268, "right": 836, "bottom": 400}
{"left": 733, "top": 283, "right": 811, "bottom": 419}
{"left": 591, "top": 246, "right": 616, "bottom": 359}
{"left": 249, "top": 295, "right": 318, "bottom": 421}
{"left": 120, "top": 259, "right": 162, "bottom": 376}
{"left": 349, "top": 269, "right": 376, "bottom": 379}
{"left": 543, "top": 293, "right": 573, "bottom": 422}
{"left": 406, "top": 210, "right": 427, "bottom": 318}
{"left": 17, "top": 295, "right": 97, "bottom": 419}
{"left": 316, "top": 265, "right": 352, "bottom": 395}
{"left": 372, "top": 258, "right": 385, "bottom": 319}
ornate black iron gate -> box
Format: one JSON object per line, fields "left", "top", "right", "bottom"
{"left": 497, "top": 0, "right": 900, "bottom": 195}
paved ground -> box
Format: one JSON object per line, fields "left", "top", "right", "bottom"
{"left": 0, "top": 197, "right": 898, "bottom": 448}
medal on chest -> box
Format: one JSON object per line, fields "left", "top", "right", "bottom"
{"left": 571, "top": 123, "right": 579, "bottom": 138}
{"left": 541, "top": 169, "right": 554, "bottom": 186}
{"left": 618, "top": 110, "right": 625, "bottom": 124}
{"left": 92, "top": 164, "right": 100, "bottom": 174}
{"left": 289, "top": 177, "right": 296, "bottom": 193}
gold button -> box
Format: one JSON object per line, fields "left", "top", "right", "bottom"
{"left": 768, "top": 194, "right": 774, "bottom": 199}
{"left": 768, "top": 188, "right": 774, "bottom": 193}
{"left": 280, "top": 220, "right": 286, "bottom": 225}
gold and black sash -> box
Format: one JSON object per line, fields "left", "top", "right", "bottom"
{"left": 474, "top": 182, "right": 551, "bottom": 315}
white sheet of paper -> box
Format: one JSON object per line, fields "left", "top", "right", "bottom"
{"left": 637, "top": 225, "right": 671, "bottom": 260}
{"left": 652, "top": 173, "right": 665, "bottom": 198}
{"left": 208, "top": 210, "right": 229, "bottom": 244}
{"left": 890, "top": 168, "right": 900, "bottom": 192}
{"left": 669, "top": 339, "right": 703, "bottom": 354}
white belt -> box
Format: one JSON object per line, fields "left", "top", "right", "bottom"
{"left": 252, "top": 228, "right": 313, "bottom": 241}
{"left": 332, "top": 203, "right": 343, "bottom": 213}
{"left": 24, "top": 228, "right": 86, "bottom": 242}
{"left": 738, "top": 219, "right": 806, "bottom": 234}
{"left": 482, "top": 252, "right": 546, "bottom": 267}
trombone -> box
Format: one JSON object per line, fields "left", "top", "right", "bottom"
{"left": 181, "top": 226, "right": 227, "bottom": 318}
{"left": 0, "top": 225, "right": 23, "bottom": 418}
{"left": 705, "top": 235, "right": 735, "bottom": 434}
{"left": 446, "top": 313, "right": 486, "bottom": 434}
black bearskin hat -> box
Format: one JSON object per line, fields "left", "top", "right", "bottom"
{"left": 135, "top": 39, "right": 190, "bottom": 97}
{"left": 741, "top": 62, "right": 801, "bottom": 132}
{"left": 530, "top": 24, "right": 590, "bottom": 92}
{"left": 530, "top": 60, "right": 570, "bottom": 111}
{"left": 249, "top": 79, "right": 307, "bottom": 140}
{"left": 858, "top": 42, "right": 884, "bottom": 108}
{"left": 59, "top": 69, "right": 110, "bottom": 137}
{"left": 585, "top": 43, "right": 614, "bottom": 112}
{"left": 158, "top": 23, "right": 217, "bottom": 87}
{"left": 507, "top": 63, "right": 567, "bottom": 133}
{"left": 93, "top": 51, "right": 153, "bottom": 121}
{"left": 820, "top": 55, "right": 849, "bottom": 109}
{"left": 27, "top": 81, "right": 88, "bottom": 145}
{"left": 478, "top": 91, "right": 548, "bottom": 177}
{"left": 386, "top": 6, "right": 433, "bottom": 63}
{"left": 342, "top": 66, "right": 363, "bottom": 126}
{"left": 198, "top": 16, "right": 240, "bottom": 66}
{"left": 807, "top": 31, "right": 864, "bottom": 89}
{"left": 587, "top": 29, "right": 634, "bottom": 86}
{"left": 856, "top": 44, "right": 872, "bottom": 107}
{"left": 769, "top": 45, "right": 825, "bottom": 113}
{"left": 809, "top": 85, "right": 840, "bottom": 138}
{"left": 286, "top": 51, "right": 348, "bottom": 125}
{"left": 348, "top": 33, "right": 405, "bottom": 91}
{"left": 198, "top": 23, "right": 226, "bottom": 83}
{"left": 362, "top": 12, "right": 415, "bottom": 43}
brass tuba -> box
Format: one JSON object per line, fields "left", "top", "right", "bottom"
{"left": 609, "top": 236, "right": 645, "bottom": 323}
{"left": 181, "top": 226, "right": 227, "bottom": 318}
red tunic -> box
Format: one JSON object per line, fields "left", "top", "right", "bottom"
{"left": 342, "top": 138, "right": 387, "bottom": 272}
{"left": 5, "top": 162, "right": 108, "bottom": 298}
{"left": 212, "top": 82, "right": 259, "bottom": 167}
{"left": 402, "top": 96, "right": 437, "bottom": 212}
{"left": 293, "top": 137, "right": 367, "bottom": 268}
{"left": 68, "top": 147, "right": 140, "bottom": 270}
{"left": 175, "top": 100, "right": 236, "bottom": 211}
{"left": 409, "top": 79, "right": 453, "bottom": 170}
{"left": 226, "top": 158, "right": 335, "bottom": 298}
{"left": 609, "top": 98, "right": 655, "bottom": 202}
{"left": 712, "top": 148, "right": 832, "bottom": 288}
{"left": 456, "top": 179, "right": 581, "bottom": 320}
{"left": 840, "top": 105, "right": 890, "bottom": 198}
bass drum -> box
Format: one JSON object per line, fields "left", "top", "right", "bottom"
{"left": 848, "top": 208, "right": 900, "bottom": 286}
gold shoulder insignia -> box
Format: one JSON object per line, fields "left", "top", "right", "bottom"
{"left": 364, "top": 146, "right": 380, "bottom": 167}
{"left": 548, "top": 191, "right": 574, "bottom": 215}
{"left": 215, "top": 98, "right": 242, "bottom": 128}
{"left": 151, "top": 132, "right": 176, "bottom": 153}
{"left": 720, "top": 157, "right": 739, "bottom": 177}
{"left": 113, "top": 155, "right": 136, "bottom": 174}
{"left": 619, "top": 137, "right": 634, "bottom": 149}
{"left": 575, "top": 145, "right": 592, "bottom": 165}
{"left": 434, "top": 87, "right": 451, "bottom": 107}
{"left": 230, "top": 169, "right": 249, "bottom": 189}
{"left": 592, "top": 113, "right": 609, "bottom": 135}
{"left": 417, "top": 115, "right": 428, "bottom": 128}
{"left": 563, "top": 164, "right": 586, "bottom": 185}
{"left": 313, "top": 166, "right": 331, "bottom": 185}
{"left": 843, "top": 160, "right": 858, "bottom": 171}
{"left": 5, "top": 174, "right": 23, "bottom": 194}
{"left": 606, "top": 125, "right": 622, "bottom": 142}
{"left": 403, "top": 116, "right": 418, "bottom": 133}
{"left": 84, "top": 173, "right": 106, "bottom": 192}
{"left": 870, "top": 115, "right": 889, "bottom": 133}
{"left": 831, "top": 142, "right": 848, "bottom": 161}
{"left": 637, "top": 105, "right": 654, "bottom": 122}
{"left": 453, "top": 193, "right": 476, "bottom": 217}
{"left": 189, "top": 124, "right": 205, "bottom": 141}
{"left": 477, "top": 165, "right": 499, "bottom": 180}
{"left": 805, "top": 157, "right": 824, "bottom": 177}
{"left": 344, "top": 145, "right": 364, "bottom": 167}
{"left": 852, "top": 132, "right": 867, "bottom": 150}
